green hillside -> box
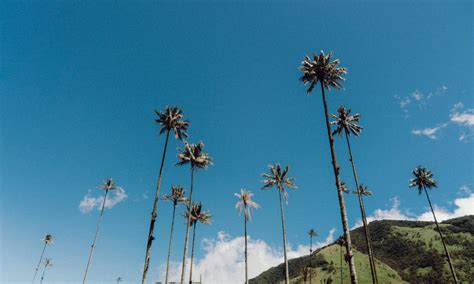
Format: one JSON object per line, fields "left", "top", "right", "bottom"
{"left": 250, "top": 215, "right": 474, "bottom": 283}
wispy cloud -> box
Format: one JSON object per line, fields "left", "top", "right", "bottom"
{"left": 449, "top": 102, "right": 474, "bottom": 141}
{"left": 159, "top": 229, "right": 335, "bottom": 284}
{"left": 79, "top": 187, "right": 127, "bottom": 213}
{"left": 411, "top": 123, "right": 448, "bottom": 140}
{"left": 395, "top": 86, "right": 447, "bottom": 117}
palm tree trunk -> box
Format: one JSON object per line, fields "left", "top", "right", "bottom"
{"left": 165, "top": 203, "right": 178, "bottom": 284}
{"left": 278, "top": 188, "right": 290, "bottom": 284}
{"left": 142, "top": 129, "right": 171, "bottom": 284}
{"left": 424, "top": 187, "right": 458, "bottom": 283}
{"left": 344, "top": 132, "right": 378, "bottom": 284}
{"left": 83, "top": 188, "right": 109, "bottom": 284}
{"left": 180, "top": 167, "right": 195, "bottom": 284}
{"left": 32, "top": 242, "right": 47, "bottom": 283}
{"left": 39, "top": 264, "right": 47, "bottom": 284}
{"left": 244, "top": 213, "right": 249, "bottom": 284}
{"left": 309, "top": 236, "right": 312, "bottom": 284}
{"left": 340, "top": 243, "right": 343, "bottom": 284}
{"left": 189, "top": 222, "right": 198, "bottom": 284}
{"left": 319, "top": 83, "right": 357, "bottom": 283}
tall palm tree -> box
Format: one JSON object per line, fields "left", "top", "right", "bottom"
{"left": 32, "top": 234, "right": 54, "bottom": 284}
{"left": 185, "top": 202, "right": 212, "bottom": 284}
{"left": 299, "top": 50, "right": 358, "bottom": 283}
{"left": 235, "top": 189, "right": 260, "bottom": 284}
{"left": 163, "top": 185, "right": 187, "bottom": 284}
{"left": 142, "top": 106, "right": 189, "bottom": 284}
{"left": 409, "top": 166, "right": 458, "bottom": 283}
{"left": 261, "top": 163, "right": 297, "bottom": 284}
{"left": 83, "top": 178, "right": 117, "bottom": 284}
{"left": 307, "top": 229, "right": 318, "bottom": 284}
{"left": 332, "top": 106, "right": 378, "bottom": 284}
{"left": 176, "top": 142, "right": 212, "bottom": 284}
{"left": 39, "top": 258, "right": 52, "bottom": 284}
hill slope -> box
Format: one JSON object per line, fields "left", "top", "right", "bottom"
{"left": 250, "top": 215, "right": 474, "bottom": 283}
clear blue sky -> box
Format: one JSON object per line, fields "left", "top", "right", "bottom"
{"left": 1, "top": 1, "right": 472, "bottom": 283}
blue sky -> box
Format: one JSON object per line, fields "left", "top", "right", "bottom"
{"left": 1, "top": 1, "right": 473, "bottom": 283}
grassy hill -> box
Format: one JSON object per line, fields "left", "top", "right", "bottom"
{"left": 250, "top": 215, "right": 474, "bottom": 283}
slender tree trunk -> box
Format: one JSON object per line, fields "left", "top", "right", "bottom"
{"left": 142, "top": 129, "right": 171, "bottom": 284}
{"left": 165, "top": 203, "right": 178, "bottom": 284}
{"left": 344, "top": 132, "right": 378, "bottom": 284}
{"left": 32, "top": 242, "right": 47, "bottom": 283}
{"left": 278, "top": 188, "right": 290, "bottom": 284}
{"left": 189, "top": 222, "right": 197, "bottom": 284}
{"left": 424, "top": 187, "right": 458, "bottom": 283}
{"left": 83, "top": 188, "right": 109, "bottom": 284}
{"left": 180, "top": 167, "right": 195, "bottom": 284}
{"left": 244, "top": 212, "right": 249, "bottom": 284}
{"left": 319, "top": 83, "right": 357, "bottom": 283}
{"left": 309, "top": 236, "right": 312, "bottom": 284}
{"left": 340, "top": 243, "right": 343, "bottom": 284}
{"left": 39, "top": 264, "right": 48, "bottom": 284}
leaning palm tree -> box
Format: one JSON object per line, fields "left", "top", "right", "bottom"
{"left": 409, "top": 166, "right": 458, "bottom": 283}
{"left": 142, "top": 106, "right": 189, "bottom": 284}
{"left": 176, "top": 142, "right": 213, "bottom": 284}
{"left": 32, "top": 233, "right": 54, "bottom": 284}
{"left": 300, "top": 51, "right": 358, "bottom": 283}
{"left": 261, "top": 163, "right": 297, "bottom": 284}
{"left": 83, "top": 178, "right": 117, "bottom": 284}
{"left": 332, "top": 106, "right": 378, "bottom": 284}
{"left": 163, "top": 185, "right": 187, "bottom": 284}
{"left": 185, "top": 202, "right": 212, "bottom": 284}
{"left": 235, "top": 189, "right": 260, "bottom": 284}
{"left": 39, "top": 258, "right": 52, "bottom": 284}
{"left": 307, "top": 229, "right": 318, "bottom": 284}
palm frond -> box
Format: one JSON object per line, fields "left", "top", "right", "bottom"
{"left": 261, "top": 163, "right": 297, "bottom": 204}
{"left": 155, "top": 106, "right": 190, "bottom": 140}
{"left": 235, "top": 189, "right": 260, "bottom": 221}
{"left": 409, "top": 166, "right": 437, "bottom": 194}
{"left": 331, "top": 106, "right": 363, "bottom": 137}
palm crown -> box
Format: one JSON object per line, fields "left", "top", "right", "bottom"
{"left": 308, "top": 229, "right": 318, "bottom": 237}
{"left": 235, "top": 189, "right": 260, "bottom": 221}
{"left": 331, "top": 106, "right": 363, "bottom": 137}
{"left": 184, "top": 202, "right": 212, "bottom": 226}
{"left": 261, "top": 163, "right": 297, "bottom": 202}
{"left": 340, "top": 181, "right": 350, "bottom": 194}
{"left": 409, "top": 166, "right": 437, "bottom": 194}
{"left": 155, "top": 105, "right": 189, "bottom": 141}
{"left": 43, "top": 234, "right": 54, "bottom": 245}
{"left": 163, "top": 185, "right": 187, "bottom": 206}
{"left": 353, "top": 184, "right": 372, "bottom": 196}
{"left": 44, "top": 258, "right": 53, "bottom": 267}
{"left": 299, "top": 50, "right": 347, "bottom": 94}
{"left": 99, "top": 178, "right": 117, "bottom": 191}
{"left": 175, "top": 142, "right": 213, "bottom": 170}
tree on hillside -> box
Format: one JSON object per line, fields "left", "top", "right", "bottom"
{"left": 176, "top": 142, "right": 212, "bottom": 284}
{"left": 261, "top": 163, "right": 297, "bottom": 284}
{"left": 409, "top": 166, "right": 458, "bottom": 283}
{"left": 299, "top": 50, "right": 358, "bottom": 283}
{"left": 307, "top": 229, "right": 318, "bottom": 284}
{"left": 142, "top": 106, "right": 189, "bottom": 284}
{"left": 332, "top": 105, "right": 378, "bottom": 283}
{"left": 32, "top": 233, "right": 54, "bottom": 284}
{"left": 235, "top": 189, "right": 260, "bottom": 284}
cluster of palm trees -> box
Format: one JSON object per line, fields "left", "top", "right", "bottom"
{"left": 30, "top": 50, "right": 459, "bottom": 284}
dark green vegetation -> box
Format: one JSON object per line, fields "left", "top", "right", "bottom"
{"left": 250, "top": 215, "right": 474, "bottom": 283}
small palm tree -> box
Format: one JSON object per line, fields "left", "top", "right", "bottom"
{"left": 332, "top": 106, "right": 378, "bottom": 284}
{"left": 163, "top": 185, "right": 187, "bottom": 284}
{"left": 142, "top": 105, "right": 189, "bottom": 284}
{"left": 409, "top": 166, "right": 458, "bottom": 283}
{"left": 32, "top": 233, "right": 54, "bottom": 284}
{"left": 185, "top": 202, "right": 212, "bottom": 284}
{"left": 261, "top": 163, "right": 297, "bottom": 284}
{"left": 307, "top": 229, "right": 318, "bottom": 284}
{"left": 176, "top": 142, "right": 212, "bottom": 284}
{"left": 235, "top": 189, "right": 260, "bottom": 284}
{"left": 300, "top": 51, "right": 358, "bottom": 283}
{"left": 39, "top": 258, "right": 52, "bottom": 284}
{"left": 83, "top": 178, "right": 118, "bottom": 284}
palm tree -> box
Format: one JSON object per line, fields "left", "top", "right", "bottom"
{"left": 163, "top": 185, "right": 187, "bottom": 284}
{"left": 142, "top": 106, "right": 189, "bottom": 284}
{"left": 261, "top": 163, "right": 297, "bottom": 284}
{"left": 409, "top": 166, "right": 458, "bottom": 283}
{"left": 299, "top": 50, "right": 358, "bottom": 283}
{"left": 116, "top": 277, "right": 123, "bottom": 284}
{"left": 32, "top": 233, "right": 54, "bottom": 284}
{"left": 184, "top": 202, "right": 212, "bottom": 284}
{"left": 332, "top": 106, "right": 378, "bottom": 284}
{"left": 235, "top": 189, "right": 260, "bottom": 284}
{"left": 176, "top": 142, "right": 212, "bottom": 284}
{"left": 83, "top": 178, "right": 118, "bottom": 284}
{"left": 39, "top": 258, "right": 52, "bottom": 284}
{"left": 307, "top": 229, "right": 318, "bottom": 284}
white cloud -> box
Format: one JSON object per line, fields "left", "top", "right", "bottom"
{"left": 411, "top": 123, "right": 448, "bottom": 139}
{"left": 449, "top": 102, "right": 474, "bottom": 141}
{"left": 160, "top": 229, "right": 335, "bottom": 284}
{"left": 79, "top": 187, "right": 127, "bottom": 213}
{"left": 395, "top": 86, "right": 447, "bottom": 117}
{"left": 459, "top": 185, "right": 471, "bottom": 195}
